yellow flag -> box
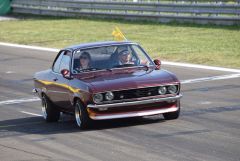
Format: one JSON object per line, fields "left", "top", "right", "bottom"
{"left": 112, "top": 27, "right": 127, "bottom": 41}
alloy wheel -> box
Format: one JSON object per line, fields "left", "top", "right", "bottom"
{"left": 75, "top": 103, "right": 82, "bottom": 127}
{"left": 41, "top": 97, "right": 47, "bottom": 120}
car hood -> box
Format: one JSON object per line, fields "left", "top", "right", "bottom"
{"left": 74, "top": 68, "right": 179, "bottom": 93}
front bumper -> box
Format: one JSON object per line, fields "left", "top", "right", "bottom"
{"left": 87, "top": 94, "right": 182, "bottom": 109}
{"left": 88, "top": 94, "right": 182, "bottom": 120}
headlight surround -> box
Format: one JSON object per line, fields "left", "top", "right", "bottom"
{"left": 105, "top": 91, "right": 114, "bottom": 101}
{"left": 168, "top": 85, "right": 178, "bottom": 94}
{"left": 93, "top": 93, "right": 103, "bottom": 104}
{"left": 158, "top": 86, "right": 167, "bottom": 95}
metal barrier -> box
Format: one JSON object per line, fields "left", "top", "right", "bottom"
{"left": 11, "top": 0, "right": 240, "bottom": 25}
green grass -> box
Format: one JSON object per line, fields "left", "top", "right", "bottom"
{"left": 0, "top": 16, "right": 239, "bottom": 68}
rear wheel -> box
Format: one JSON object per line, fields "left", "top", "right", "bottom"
{"left": 163, "top": 107, "right": 180, "bottom": 120}
{"left": 41, "top": 94, "right": 60, "bottom": 122}
{"left": 75, "top": 100, "right": 92, "bottom": 129}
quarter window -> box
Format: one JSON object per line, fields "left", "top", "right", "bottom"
{"left": 52, "top": 51, "right": 64, "bottom": 73}
{"left": 59, "top": 52, "right": 71, "bottom": 72}
{"left": 53, "top": 51, "right": 71, "bottom": 73}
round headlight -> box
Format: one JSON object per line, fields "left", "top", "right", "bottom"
{"left": 93, "top": 93, "right": 103, "bottom": 104}
{"left": 105, "top": 91, "right": 114, "bottom": 101}
{"left": 168, "top": 85, "right": 177, "bottom": 94}
{"left": 158, "top": 86, "right": 167, "bottom": 95}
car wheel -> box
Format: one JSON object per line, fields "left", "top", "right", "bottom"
{"left": 75, "top": 100, "right": 92, "bottom": 129}
{"left": 41, "top": 94, "right": 60, "bottom": 122}
{"left": 163, "top": 107, "right": 180, "bottom": 120}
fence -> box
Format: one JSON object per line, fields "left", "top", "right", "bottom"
{"left": 11, "top": 0, "right": 240, "bottom": 25}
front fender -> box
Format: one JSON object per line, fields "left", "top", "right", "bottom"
{"left": 68, "top": 79, "right": 92, "bottom": 107}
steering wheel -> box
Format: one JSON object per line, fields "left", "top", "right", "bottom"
{"left": 72, "top": 68, "right": 80, "bottom": 74}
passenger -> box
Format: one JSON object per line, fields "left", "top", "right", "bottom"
{"left": 79, "top": 52, "right": 91, "bottom": 70}
{"left": 118, "top": 50, "right": 134, "bottom": 65}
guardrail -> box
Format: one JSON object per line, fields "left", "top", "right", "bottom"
{"left": 11, "top": 0, "right": 240, "bottom": 25}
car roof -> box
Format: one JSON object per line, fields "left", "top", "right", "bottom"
{"left": 64, "top": 41, "right": 137, "bottom": 51}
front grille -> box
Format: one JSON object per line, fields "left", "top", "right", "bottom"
{"left": 97, "top": 84, "right": 179, "bottom": 103}
{"left": 113, "top": 86, "right": 164, "bottom": 100}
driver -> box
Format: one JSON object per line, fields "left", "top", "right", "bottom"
{"left": 79, "top": 52, "right": 91, "bottom": 70}
{"left": 118, "top": 50, "right": 134, "bottom": 65}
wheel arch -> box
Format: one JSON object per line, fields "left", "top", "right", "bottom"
{"left": 40, "top": 91, "right": 45, "bottom": 98}
{"left": 73, "top": 96, "right": 85, "bottom": 107}
{"left": 40, "top": 91, "right": 51, "bottom": 100}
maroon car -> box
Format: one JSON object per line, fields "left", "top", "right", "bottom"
{"left": 33, "top": 41, "right": 182, "bottom": 129}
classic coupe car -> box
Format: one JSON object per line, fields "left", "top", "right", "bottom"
{"left": 33, "top": 41, "right": 182, "bottom": 129}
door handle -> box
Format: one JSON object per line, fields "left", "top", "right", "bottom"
{"left": 53, "top": 78, "right": 58, "bottom": 81}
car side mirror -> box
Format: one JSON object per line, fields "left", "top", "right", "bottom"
{"left": 61, "top": 69, "right": 71, "bottom": 79}
{"left": 153, "top": 59, "right": 161, "bottom": 70}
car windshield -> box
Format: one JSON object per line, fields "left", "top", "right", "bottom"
{"left": 72, "top": 44, "right": 154, "bottom": 73}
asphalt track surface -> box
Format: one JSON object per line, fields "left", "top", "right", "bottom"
{"left": 0, "top": 44, "right": 239, "bottom": 161}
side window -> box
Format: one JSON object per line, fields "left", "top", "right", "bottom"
{"left": 59, "top": 52, "right": 71, "bottom": 72}
{"left": 53, "top": 51, "right": 64, "bottom": 73}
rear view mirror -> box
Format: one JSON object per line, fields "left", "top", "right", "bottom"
{"left": 153, "top": 59, "right": 161, "bottom": 70}
{"left": 61, "top": 69, "right": 70, "bottom": 78}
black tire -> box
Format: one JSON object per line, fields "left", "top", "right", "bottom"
{"left": 163, "top": 107, "right": 180, "bottom": 120}
{"left": 41, "top": 94, "right": 60, "bottom": 122}
{"left": 74, "top": 100, "right": 92, "bottom": 129}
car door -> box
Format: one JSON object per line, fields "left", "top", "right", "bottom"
{"left": 47, "top": 50, "right": 64, "bottom": 102}
{"left": 49, "top": 50, "right": 72, "bottom": 110}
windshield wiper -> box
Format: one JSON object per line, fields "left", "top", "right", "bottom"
{"left": 105, "top": 68, "right": 113, "bottom": 72}
{"left": 113, "top": 64, "right": 135, "bottom": 68}
{"left": 138, "top": 65, "right": 150, "bottom": 71}
{"left": 80, "top": 68, "right": 100, "bottom": 72}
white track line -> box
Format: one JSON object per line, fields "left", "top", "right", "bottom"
{"left": 0, "top": 97, "right": 40, "bottom": 106}
{"left": 0, "top": 42, "right": 59, "bottom": 52}
{"left": 21, "top": 111, "right": 42, "bottom": 117}
{"left": 181, "top": 73, "right": 240, "bottom": 84}
{"left": 162, "top": 61, "right": 240, "bottom": 73}
{"left": 0, "top": 42, "right": 240, "bottom": 73}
